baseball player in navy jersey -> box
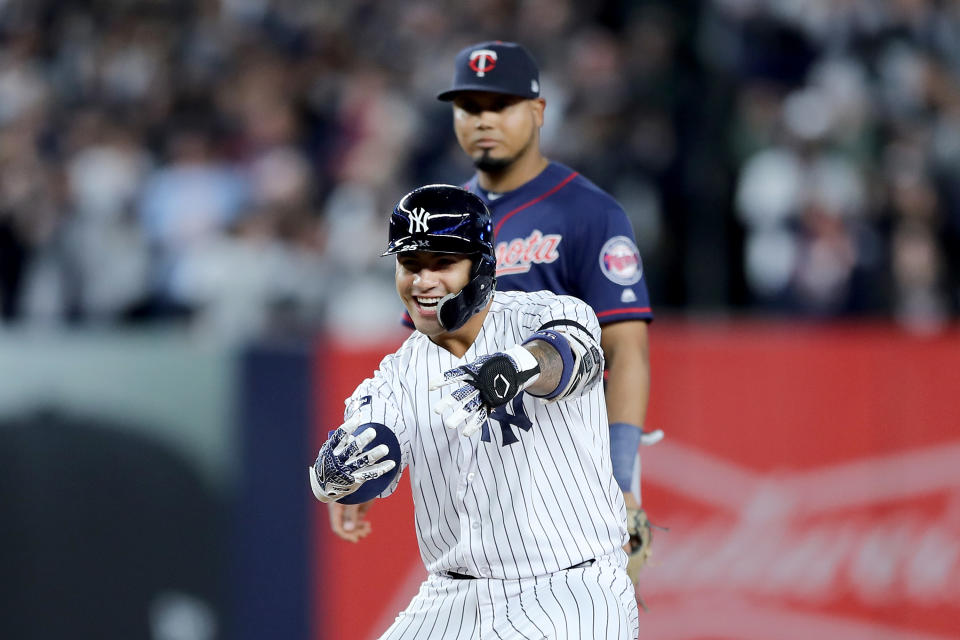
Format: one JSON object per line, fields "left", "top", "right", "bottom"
{"left": 310, "top": 184, "right": 639, "bottom": 639}
{"left": 435, "top": 41, "right": 662, "bottom": 591}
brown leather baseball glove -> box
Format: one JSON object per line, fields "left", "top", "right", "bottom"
{"left": 626, "top": 507, "right": 653, "bottom": 584}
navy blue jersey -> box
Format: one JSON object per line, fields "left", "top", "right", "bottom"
{"left": 466, "top": 162, "right": 652, "bottom": 324}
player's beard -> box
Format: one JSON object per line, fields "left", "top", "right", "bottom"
{"left": 472, "top": 129, "right": 535, "bottom": 175}
{"left": 473, "top": 151, "right": 515, "bottom": 174}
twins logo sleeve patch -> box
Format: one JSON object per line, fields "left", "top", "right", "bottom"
{"left": 599, "top": 236, "right": 643, "bottom": 286}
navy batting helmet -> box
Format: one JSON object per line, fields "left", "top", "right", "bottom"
{"left": 383, "top": 184, "right": 496, "bottom": 331}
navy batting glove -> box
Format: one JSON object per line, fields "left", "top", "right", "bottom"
{"left": 309, "top": 415, "right": 396, "bottom": 503}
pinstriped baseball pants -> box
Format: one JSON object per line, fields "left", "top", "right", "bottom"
{"left": 378, "top": 554, "right": 639, "bottom": 640}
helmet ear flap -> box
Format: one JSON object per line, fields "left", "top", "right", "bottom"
{"left": 437, "top": 254, "right": 497, "bottom": 331}
{"left": 436, "top": 292, "right": 460, "bottom": 331}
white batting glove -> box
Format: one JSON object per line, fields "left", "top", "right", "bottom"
{"left": 308, "top": 415, "right": 397, "bottom": 503}
{"left": 430, "top": 344, "right": 540, "bottom": 437}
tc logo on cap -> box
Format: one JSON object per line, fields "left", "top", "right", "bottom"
{"left": 469, "top": 49, "right": 497, "bottom": 77}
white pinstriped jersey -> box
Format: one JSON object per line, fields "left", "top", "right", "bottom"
{"left": 344, "top": 290, "right": 629, "bottom": 580}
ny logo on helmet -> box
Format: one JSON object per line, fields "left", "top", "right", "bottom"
{"left": 408, "top": 207, "right": 432, "bottom": 233}
{"left": 469, "top": 49, "right": 497, "bottom": 77}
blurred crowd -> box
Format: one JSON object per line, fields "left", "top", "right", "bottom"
{"left": 715, "top": 0, "right": 960, "bottom": 333}
{"left": 0, "top": 0, "right": 957, "bottom": 342}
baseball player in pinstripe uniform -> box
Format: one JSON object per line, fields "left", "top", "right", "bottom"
{"left": 310, "top": 184, "right": 639, "bottom": 639}
{"left": 437, "top": 41, "right": 662, "bottom": 591}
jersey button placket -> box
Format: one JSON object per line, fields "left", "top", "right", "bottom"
{"left": 461, "top": 444, "right": 485, "bottom": 573}
{"left": 456, "top": 440, "right": 474, "bottom": 498}
{"left": 455, "top": 440, "right": 476, "bottom": 570}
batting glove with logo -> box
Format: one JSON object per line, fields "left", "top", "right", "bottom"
{"left": 430, "top": 344, "right": 540, "bottom": 437}
{"left": 309, "top": 415, "right": 397, "bottom": 503}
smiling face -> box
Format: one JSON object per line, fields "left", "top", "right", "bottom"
{"left": 396, "top": 251, "right": 473, "bottom": 337}
{"left": 452, "top": 91, "right": 545, "bottom": 174}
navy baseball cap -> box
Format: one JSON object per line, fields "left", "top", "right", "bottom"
{"left": 437, "top": 41, "right": 540, "bottom": 101}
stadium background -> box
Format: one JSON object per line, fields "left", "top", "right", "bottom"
{"left": 1, "top": 1, "right": 958, "bottom": 639}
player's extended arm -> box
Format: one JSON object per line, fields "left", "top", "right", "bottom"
{"left": 601, "top": 320, "right": 654, "bottom": 489}
{"left": 431, "top": 323, "right": 603, "bottom": 436}
{"left": 601, "top": 320, "right": 660, "bottom": 585}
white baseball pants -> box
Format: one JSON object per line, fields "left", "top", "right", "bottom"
{"left": 377, "top": 553, "right": 639, "bottom": 640}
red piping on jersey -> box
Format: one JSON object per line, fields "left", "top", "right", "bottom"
{"left": 596, "top": 307, "right": 652, "bottom": 318}
{"left": 493, "top": 171, "right": 580, "bottom": 235}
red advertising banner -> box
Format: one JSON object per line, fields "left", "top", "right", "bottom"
{"left": 638, "top": 323, "right": 960, "bottom": 640}
{"left": 310, "top": 334, "right": 423, "bottom": 640}
{"left": 312, "top": 323, "right": 960, "bottom": 640}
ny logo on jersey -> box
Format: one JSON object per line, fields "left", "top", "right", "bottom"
{"left": 408, "top": 207, "right": 431, "bottom": 233}
{"left": 483, "top": 394, "right": 531, "bottom": 446}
